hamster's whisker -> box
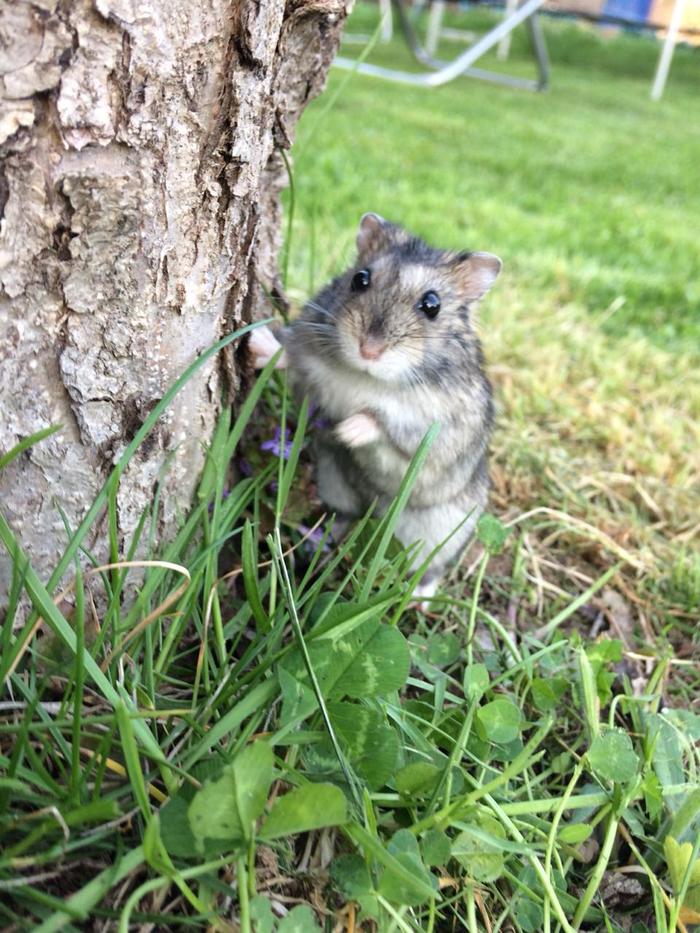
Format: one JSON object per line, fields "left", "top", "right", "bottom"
{"left": 305, "top": 298, "right": 358, "bottom": 321}
{"left": 304, "top": 300, "right": 336, "bottom": 319}
{"left": 397, "top": 333, "right": 448, "bottom": 342}
{"left": 299, "top": 330, "right": 338, "bottom": 346}
{"left": 295, "top": 320, "right": 334, "bottom": 332}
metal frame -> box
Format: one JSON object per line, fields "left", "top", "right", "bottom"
{"left": 334, "top": 0, "right": 550, "bottom": 91}
{"left": 651, "top": 0, "right": 688, "bottom": 100}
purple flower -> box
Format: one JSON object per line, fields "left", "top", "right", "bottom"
{"left": 298, "top": 523, "right": 330, "bottom": 554}
{"left": 260, "top": 426, "right": 292, "bottom": 459}
{"left": 207, "top": 488, "right": 230, "bottom": 513}
{"left": 308, "top": 399, "right": 331, "bottom": 431}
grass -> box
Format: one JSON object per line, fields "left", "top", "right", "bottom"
{"left": 1, "top": 6, "right": 699, "bottom": 931}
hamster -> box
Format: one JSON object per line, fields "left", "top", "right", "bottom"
{"left": 249, "top": 213, "right": 501, "bottom": 599}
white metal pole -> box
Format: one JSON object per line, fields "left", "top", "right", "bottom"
{"left": 498, "top": 0, "right": 520, "bottom": 59}
{"left": 651, "top": 0, "right": 688, "bottom": 101}
{"left": 379, "top": 0, "right": 394, "bottom": 42}
{"left": 426, "top": 0, "right": 446, "bottom": 55}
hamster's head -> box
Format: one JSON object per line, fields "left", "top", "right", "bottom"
{"left": 320, "top": 213, "right": 502, "bottom": 385}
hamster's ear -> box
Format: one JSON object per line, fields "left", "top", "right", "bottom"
{"left": 451, "top": 251, "right": 502, "bottom": 302}
{"left": 357, "top": 212, "right": 393, "bottom": 259}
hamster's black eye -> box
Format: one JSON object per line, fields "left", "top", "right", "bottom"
{"left": 351, "top": 268, "right": 371, "bottom": 292}
{"left": 418, "top": 290, "right": 441, "bottom": 319}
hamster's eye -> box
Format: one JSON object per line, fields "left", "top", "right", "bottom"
{"left": 418, "top": 290, "right": 441, "bottom": 319}
{"left": 351, "top": 268, "right": 371, "bottom": 292}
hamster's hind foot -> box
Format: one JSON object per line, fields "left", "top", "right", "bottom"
{"left": 249, "top": 325, "right": 287, "bottom": 370}
{"left": 410, "top": 575, "right": 441, "bottom": 614}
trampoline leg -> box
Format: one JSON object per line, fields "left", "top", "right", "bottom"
{"left": 379, "top": 0, "right": 394, "bottom": 42}
{"left": 426, "top": 0, "right": 445, "bottom": 55}
{"left": 526, "top": 8, "right": 550, "bottom": 89}
{"left": 497, "top": 0, "right": 519, "bottom": 60}
{"left": 651, "top": 0, "right": 687, "bottom": 100}
{"left": 334, "top": 0, "right": 549, "bottom": 90}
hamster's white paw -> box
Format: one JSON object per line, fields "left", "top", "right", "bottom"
{"left": 410, "top": 577, "right": 441, "bottom": 613}
{"left": 335, "top": 412, "right": 381, "bottom": 448}
{"left": 249, "top": 325, "right": 287, "bottom": 369}
{"left": 414, "top": 578, "right": 439, "bottom": 600}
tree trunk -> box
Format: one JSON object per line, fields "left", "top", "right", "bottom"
{"left": 0, "top": 0, "right": 347, "bottom": 598}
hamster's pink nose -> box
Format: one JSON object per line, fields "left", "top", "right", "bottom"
{"left": 359, "top": 337, "right": 385, "bottom": 361}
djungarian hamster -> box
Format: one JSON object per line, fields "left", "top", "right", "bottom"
{"left": 249, "top": 213, "right": 501, "bottom": 599}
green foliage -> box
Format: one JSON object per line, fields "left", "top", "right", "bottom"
{"left": 531, "top": 676, "right": 568, "bottom": 711}
{"left": 421, "top": 828, "right": 452, "bottom": 867}
{"left": 452, "top": 814, "right": 507, "bottom": 882}
{"left": 188, "top": 742, "right": 274, "bottom": 850}
{"left": 305, "top": 701, "right": 401, "bottom": 788}
{"left": 280, "top": 614, "right": 410, "bottom": 699}
{"left": 249, "top": 895, "right": 276, "bottom": 933}
{"left": 476, "top": 513, "right": 509, "bottom": 554}
{"left": 329, "top": 855, "right": 379, "bottom": 918}
{"left": 664, "top": 836, "right": 700, "bottom": 914}
{"left": 557, "top": 822, "right": 593, "bottom": 844}
{"left": 588, "top": 729, "right": 640, "bottom": 785}
{"left": 377, "top": 829, "right": 439, "bottom": 906}
{"left": 464, "top": 662, "right": 490, "bottom": 700}
{"left": 260, "top": 784, "right": 347, "bottom": 840}
{"left": 277, "top": 906, "right": 321, "bottom": 933}
{"left": 476, "top": 698, "right": 523, "bottom": 744}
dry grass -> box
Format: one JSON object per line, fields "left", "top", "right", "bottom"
{"left": 479, "top": 280, "right": 700, "bottom": 653}
{"left": 488, "top": 282, "right": 699, "bottom": 556}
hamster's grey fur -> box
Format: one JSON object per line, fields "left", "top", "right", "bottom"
{"left": 257, "top": 213, "right": 501, "bottom": 593}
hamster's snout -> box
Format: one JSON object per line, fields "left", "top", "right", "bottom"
{"left": 359, "top": 336, "right": 386, "bottom": 361}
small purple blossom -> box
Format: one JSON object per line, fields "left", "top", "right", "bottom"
{"left": 260, "top": 426, "right": 292, "bottom": 459}
{"left": 238, "top": 458, "right": 253, "bottom": 477}
{"left": 308, "top": 399, "right": 331, "bottom": 431}
{"left": 207, "top": 488, "right": 230, "bottom": 513}
{"left": 298, "top": 523, "right": 330, "bottom": 554}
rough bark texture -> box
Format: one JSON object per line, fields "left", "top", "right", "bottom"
{"left": 0, "top": 0, "right": 347, "bottom": 598}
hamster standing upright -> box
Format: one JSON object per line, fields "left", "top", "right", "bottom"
{"left": 250, "top": 213, "right": 501, "bottom": 598}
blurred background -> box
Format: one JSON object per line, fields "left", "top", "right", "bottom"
{"left": 285, "top": 0, "right": 700, "bottom": 619}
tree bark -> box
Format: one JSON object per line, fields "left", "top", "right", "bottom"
{"left": 0, "top": 0, "right": 347, "bottom": 598}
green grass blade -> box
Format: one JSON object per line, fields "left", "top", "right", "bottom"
{"left": 360, "top": 423, "right": 440, "bottom": 599}
{"left": 33, "top": 846, "right": 145, "bottom": 933}
{"left": 0, "top": 425, "right": 62, "bottom": 471}
{"left": 115, "top": 703, "right": 152, "bottom": 821}
{"left": 0, "top": 515, "right": 164, "bottom": 762}
{"left": 242, "top": 518, "right": 271, "bottom": 635}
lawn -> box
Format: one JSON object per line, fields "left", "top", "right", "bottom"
{"left": 291, "top": 5, "right": 700, "bottom": 350}
{"left": 1, "top": 7, "right": 699, "bottom": 931}
{"left": 288, "top": 4, "right": 700, "bottom": 628}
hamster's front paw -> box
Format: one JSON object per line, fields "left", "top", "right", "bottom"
{"left": 335, "top": 412, "right": 381, "bottom": 448}
{"left": 248, "top": 325, "right": 287, "bottom": 370}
